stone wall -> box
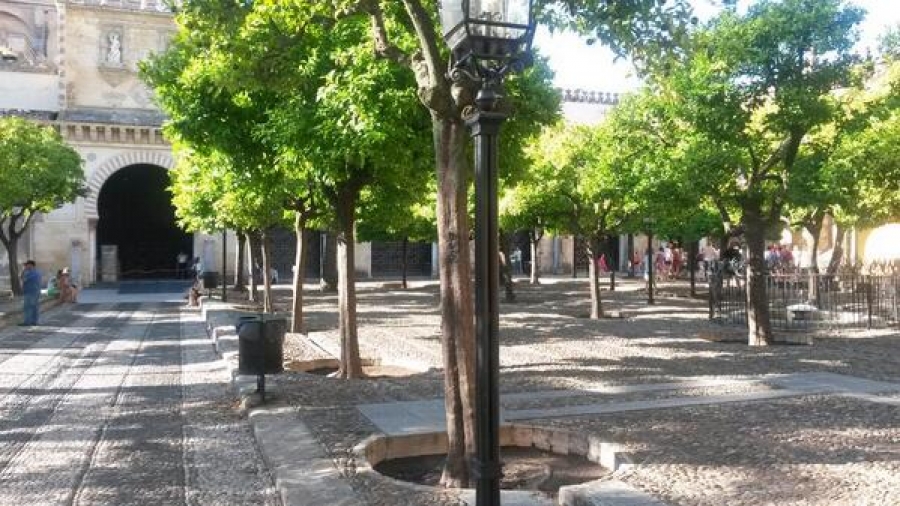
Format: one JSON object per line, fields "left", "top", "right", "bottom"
{"left": 64, "top": 3, "right": 172, "bottom": 113}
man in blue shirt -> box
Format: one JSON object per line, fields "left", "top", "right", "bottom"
{"left": 20, "top": 260, "right": 42, "bottom": 326}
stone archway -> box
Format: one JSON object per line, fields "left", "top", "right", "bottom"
{"left": 84, "top": 151, "right": 175, "bottom": 220}
{"left": 84, "top": 151, "right": 193, "bottom": 281}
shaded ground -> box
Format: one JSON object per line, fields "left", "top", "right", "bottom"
{"left": 223, "top": 276, "right": 900, "bottom": 505}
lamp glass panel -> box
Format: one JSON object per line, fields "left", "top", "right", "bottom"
{"left": 468, "top": 0, "right": 530, "bottom": 37}
{"left": 439, "top": 0, "right": 466, "bottom": 38}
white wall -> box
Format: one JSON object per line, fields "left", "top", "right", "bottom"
{"left": 0, "top": 71, "right": 59, "bottom": 110}
{"left": 561, "top": 101, "right": 613, "bottom": 126}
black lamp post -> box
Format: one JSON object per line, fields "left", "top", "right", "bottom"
{"left": 438, "top": 2, "right": 535, "bottom": 505}
{"left": 644, "top": 217, "right": 655, "bottom": 305}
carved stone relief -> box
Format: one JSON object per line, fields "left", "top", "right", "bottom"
{"left": 0, "top": 6, "right": 53, "bottom": 67}
{"left": 106, "top": 31, "right": 122, "bottom": 64}
{"left": 100, "top": 27, "right": 124, "bottom": 67}
{"left": 98, "top": 25, "right": 130, "bottom": 87}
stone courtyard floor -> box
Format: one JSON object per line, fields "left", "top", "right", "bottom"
{"left": 222, "top": 277, "right": 900, "bottom": 505}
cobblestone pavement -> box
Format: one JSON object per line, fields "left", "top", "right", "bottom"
{"left": 250, "top": 278, "right": 900, "bottom": 505}
{"left": 0, "top": 302, "right": 279, "bottom": 506}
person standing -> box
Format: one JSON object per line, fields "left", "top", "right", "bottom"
{"left": 655, "top": 246, "right": 668, "bottom": 281}
{"left": 59, "top": 268, "right": 78, "bottom": 303}
{"left": 176, "top": 251, "right": 188, "bottom": 278}
{"left": 191, "top": 257, "right": 203, "bottom": 282}
{"left": 20, "top": 260, "right": 42, "bottom": 326}
{"left": 671, "top": 244, "right": 683, "bottom": 279}
{"left": 702, "top": 243, "right": 719, "bottom": 280}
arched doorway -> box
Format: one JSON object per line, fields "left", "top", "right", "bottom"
{"left": 96, "top": 164, "right": 192, "bottom": 279}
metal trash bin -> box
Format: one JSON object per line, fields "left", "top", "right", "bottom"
{"left": 237, "top": 316, "right": 286, "bottom": 375}
{"left": 237, "top": 315, "right": 286, "bottom": 402}
{"left": 201, "top": 271, "right": 219, "bottom": 291}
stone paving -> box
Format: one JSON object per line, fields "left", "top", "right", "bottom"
{"left": 5, "top": 276, "right": 899, "bottom": 506}
{"left": 0, "top": 297, "right": 279, "bottom": 506}
{"left": 357, "top": 372, "right": 900, "bottom": 436}
{"left": 227, "top": 277, "right": 900, "bottom": 506}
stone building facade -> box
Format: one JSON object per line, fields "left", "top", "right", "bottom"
{"left": 0, "top": 0, "right": 630, "bottom": 288}
{"left": 0, "top": 0, "right": 229, "bottom": 288}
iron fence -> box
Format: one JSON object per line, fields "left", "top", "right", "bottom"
{"left": 710, "top": 265, "right": 900, "bottom": 331}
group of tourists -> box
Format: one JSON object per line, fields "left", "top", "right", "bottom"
{"left": 765, "top": 243, "right": 796, "bottom": 274}
{"left": 639, "top": 242, "right": 687, "bottom": 281}
{"left": 47, "top": 267, "right": 78, "bottom": 303}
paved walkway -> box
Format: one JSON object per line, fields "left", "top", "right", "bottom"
{"left": 0, "top": 294, "right": 279, "bottom": 505}
{"left": 6, "top": 279, "right": 898, "bottom": 506}
{"left": 240, "top": 278, "right": 900, "bottom": 506}
{"left": 358, "top": 372, "right": 900, "bottom": 435}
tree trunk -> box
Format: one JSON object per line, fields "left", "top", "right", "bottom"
{"left": 743, "top": 203, "right": 774, "bottom": 346}
{"left": 689, "top": 240, "right": 698, "bottom": 297}
{"left": 320, "top": 232, "right": 338, "bottom": 292}
{"left": 335, "top": 187, "right": 363, "bottom": 379}
{"left": 806, "top": 214, "right": 824, "bottom": 274}
{"left": 806, "top": 214, "right": 824, "bottom": 306}
{"left": 586, "top": 236, "right": 604, "bottom": 319}
{"left": 0, "top": 216, "right": 27, "bottom": 296}
{"left": 825, "top": 225, "right": 845, "bottom": 276}
{"left": 291, "top": 213, "right": 309, "bottom": 334}
{"left": 261, "top": 231, "right": 273, "bottom": 314}
{"left": 434, "top": 118, "right": 476, "bottom": 489}
{"left": 529, "top": 229, "right": 542, "bottom": 285}
{"left": 0, "top": 235, "right": 21, "bottom": 296}
{"left": 401, "top": 236, "right": 409, "bottom": 290}
{"left": 234, "top": 231, "right": 247, "bottom": 291}
{"left": 627, "top": 233, "right": 635, "bottom": 277}
{"left": 499, "top": 229, "right": 515, "bottom": 303}
{"left": 247, "top": 232, "right": 260, "bottom": 303}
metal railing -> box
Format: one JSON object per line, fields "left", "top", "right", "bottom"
{"left": 710, "top": 265, "right": 900, "bottom": 331}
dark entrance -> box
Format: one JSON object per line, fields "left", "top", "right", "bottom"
{"left": 96, "top": 164, "right": 192, "bottom": 279}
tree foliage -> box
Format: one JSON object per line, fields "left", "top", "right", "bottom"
{"left": 0, "top": 117, "right": 84, "bottom": 295}
{"left": 150, "top": 0, "right": 710, "bottom": 487}
{"left": 644, "top": 0, "right": 864, "bottom": 345}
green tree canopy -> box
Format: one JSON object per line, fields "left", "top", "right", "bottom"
{"left": 0, "top": 117, "right": 84, "bottom": 295}
{"left": 647, "top": 0, "right": 864, "bottom": 344}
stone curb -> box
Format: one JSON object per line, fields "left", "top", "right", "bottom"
{"left": 197, "top": 298, "right": 360, "bottom": 506}
{"left": 249, "top": 408, "right": 358, "bottom": 506}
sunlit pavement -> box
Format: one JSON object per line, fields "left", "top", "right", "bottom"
{"left": 0, "top": 298, "right": 279, "bottom": 506}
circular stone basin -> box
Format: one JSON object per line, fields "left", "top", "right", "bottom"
{"left": 375, "top": 446, "right": 605, "bottom": 496}
{"left": 355, "top": 425, "right": 627, "bottom": 504}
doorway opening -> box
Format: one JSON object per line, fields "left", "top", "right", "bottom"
{"left": 96, "top": 164, "right": 192, "bottom": 279}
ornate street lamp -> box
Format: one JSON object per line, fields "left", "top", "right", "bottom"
{"left": 440, "top": 0, "right": 535, "bottom": 65}
{"left": 438, "top": 2, "right": 535, "bottom": 505}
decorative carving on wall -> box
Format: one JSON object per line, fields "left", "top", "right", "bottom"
{"left": 106, "top": 31, "right": 122, "bottom": 64}
{"left": 98, "top": 26, "right": 130, "bottom": 87}
{"left": 100, "top": 28, "right": 125, "bottom": 67}
{"left": 0, "top": 6, "right": 54, "bottom": 69}
{"left": 67, "top": 0, "right": 175, "bottom": 13}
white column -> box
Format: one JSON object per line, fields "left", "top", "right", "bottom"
{"left": 431, "top": 242, "right": 439, "bottom": 277}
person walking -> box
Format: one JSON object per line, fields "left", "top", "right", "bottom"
{"left": 20, "top": 260, "right": 42, "bottom": 326}
{"left": 655, "top": 246, "right": 668, "bottom": 282}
